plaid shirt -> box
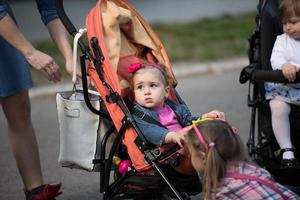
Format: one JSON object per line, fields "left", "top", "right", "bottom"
{"left": 215, "top": 162, "right": 300, "bottom": 200}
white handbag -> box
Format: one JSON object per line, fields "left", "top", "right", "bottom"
{"left": 56, "top": 29, "right": 116, "bottom": 171}
{"left": 56, "top": 29, "right": 101, "bottom": 171}
{"left": 56, "top": 90, "right": 102, "bottom": 171}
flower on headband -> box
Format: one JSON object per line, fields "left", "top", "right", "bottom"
{"left": 127, "top": 62, "right": 164, "bottom": 74}
{"left": 128, "top": 63, "right": 142, "bottom": 74}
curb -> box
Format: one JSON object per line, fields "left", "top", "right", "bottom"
{"left": 172, "top": 57, "right": 247, "bottom": 78}
{"left": 29, "top": 57, "right": 248, "bottom": 99}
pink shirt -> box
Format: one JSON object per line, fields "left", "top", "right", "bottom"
{"left": 154, "top": 103, "right": 182, "bottom": 131}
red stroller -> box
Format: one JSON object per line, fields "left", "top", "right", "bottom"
{"left": 55, "top": 0, "right": 201, "bottom": 199}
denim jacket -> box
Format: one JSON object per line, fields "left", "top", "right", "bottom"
{"left": 133, "top": 99, "right": 197, "bottom": 146}
{"left": 0, "top": 0, "right": 57, "bottom": 25}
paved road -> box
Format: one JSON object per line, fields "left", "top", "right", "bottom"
{"left": 0, "top": 68, "right": 249, "bottom": 199}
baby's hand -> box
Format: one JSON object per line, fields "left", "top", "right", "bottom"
{"left": 282, "top": 64, "right": 299, "bottom": 82}
{"left": 165, "top": 131, "right": 187, "bottom": 147}
{"left": 202, "top": 110, "right": 226, "bottom": 120}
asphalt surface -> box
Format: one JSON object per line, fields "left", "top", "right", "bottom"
{"left": 0, "top": 1, "right": 279, "bottom": 199}
{"left": 2, "top": 62, "right": 300, "bottom": 199}
{"left": 0, "top": 64, "right": 248, "bottom": 200}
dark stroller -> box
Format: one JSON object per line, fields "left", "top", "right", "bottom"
{"left": 240, "top": 0, "right": 300, "bottom": 188}
{"left": 55, "top": 0, "right": 201, "bottom": 199}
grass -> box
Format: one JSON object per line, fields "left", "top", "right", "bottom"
{"left": 151, "top": 12, "right": 255, "bottom": 62}
{"left": 31, "top": 12, "right": 256, "bottom": 85}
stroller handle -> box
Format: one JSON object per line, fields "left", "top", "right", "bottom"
{"left": 55, "top": 0, "right": 77, "bottom": 37}
{"left": 240, "top": 64, "right": 300, "bottom": 84}
{"left": 252, "top": 70, "right": 300, "bottom": 83}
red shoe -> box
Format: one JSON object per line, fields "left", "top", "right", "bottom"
{"left": 25, "top": 183, "right": 62, "bottom": 200}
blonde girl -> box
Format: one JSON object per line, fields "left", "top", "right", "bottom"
{"left": 185, "top": 119, "right": 299, "bottom": 200}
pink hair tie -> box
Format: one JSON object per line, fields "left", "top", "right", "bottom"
{"left": 208, "top": 142, "right": 215, "bottom": 148}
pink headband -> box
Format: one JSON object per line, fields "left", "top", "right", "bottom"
{"left": 128, "top": 62, "right": 164, "bottom": 74}
{"left": 192, "top": 117, "right": 238, "bottom": 150}
{"left": 192, "top": 118, "right": 215, "bottom": 150}
{"left": 193, "top": 126, "right": 215, "bottom": 150}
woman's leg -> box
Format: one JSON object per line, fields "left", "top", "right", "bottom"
{"left": 0, "top": 91, "right": 43, "bottom": 190}
{"left": 269, "top": 99, "right": 294, "bottom": 159}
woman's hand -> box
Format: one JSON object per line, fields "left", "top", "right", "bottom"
{"left": 282, "top": 64, "right": 299, "bottom": 82}
{"left": 65, "top": 57, "right": 83, "bottom": 85}
{"left": 65, "top": 57, "right": 81, "bottom": 78}
{"left": 0, "top": 15, "right": 61, "bottom": 82}
{"left": 26, "top": 48, "right": 61, "bottom": 83}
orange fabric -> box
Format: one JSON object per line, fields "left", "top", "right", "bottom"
{"left": 85, "top": 0, "right": 191, "bottom": 172}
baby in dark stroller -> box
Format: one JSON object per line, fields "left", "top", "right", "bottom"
{"left": 264, "top": 0, "right": 300, "bottom": 169}
{"left": 240, "top": 0, "right": 300, "bottom": 189}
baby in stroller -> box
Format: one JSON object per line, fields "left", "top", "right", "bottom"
{"left": 264, "top": 0, "right": 300, "bottom": 169}
{"left": 129, "top": 62, "right": 224, "bottom": 147}
{"left": 56, "top": 0, "right": 226, "bottom": 198}
{"left": 127, "top": 61, "right": 225, "bottom": 176}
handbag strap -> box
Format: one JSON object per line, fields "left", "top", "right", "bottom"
{"left": 226, "top": 172, "right": 289, "bottom": 200}
{"left": 73, "top": 28, "right": 87, "bottom": 84}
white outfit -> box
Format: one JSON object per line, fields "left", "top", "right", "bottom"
{"left": 265, "top": 33, "right": 300, "bottom": 104}
{"left": 270, "top": 33, "right": 300, "bottom": 71}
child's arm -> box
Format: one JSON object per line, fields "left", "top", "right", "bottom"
{"left": 164, "top": 131, "right": 187, "bottom": 147}
{"left": 202, "top": 110, "right": 226, "bottom": 120}
{"left": 270, "top": 35, "right": 288, "bottom": 70}
{"left": 271, "top": 35, "right": 299, "bottom": 82}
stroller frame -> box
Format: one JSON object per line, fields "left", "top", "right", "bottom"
{"left": 240, "top": 0, "right": 300, "bottom": 187}
{"left": 55, "top": 0, "right": 200, "bottom": 199}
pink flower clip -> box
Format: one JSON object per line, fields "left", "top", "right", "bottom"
{"left": 128, "top": 62, "right": 143, "bottom": 74}
{"left": 128, "top": 62, "right": 165, "bottom": 75}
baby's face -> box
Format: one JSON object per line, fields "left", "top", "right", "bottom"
{"left": 132, "top": 68, "right": 169, "bottom": 109}
{"left": 282, "top": 16, "right": 300, "bottom": 40}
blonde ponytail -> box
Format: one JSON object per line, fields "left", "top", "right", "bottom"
{"left": 186, "top": 120, "right": 251, "bottom": 200}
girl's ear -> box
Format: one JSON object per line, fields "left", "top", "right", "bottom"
{"left": 199, "top": 150, "right": 206, "bottom": 161}
{"left": 165, "top": 85, "right": 170, "bottom": 98}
